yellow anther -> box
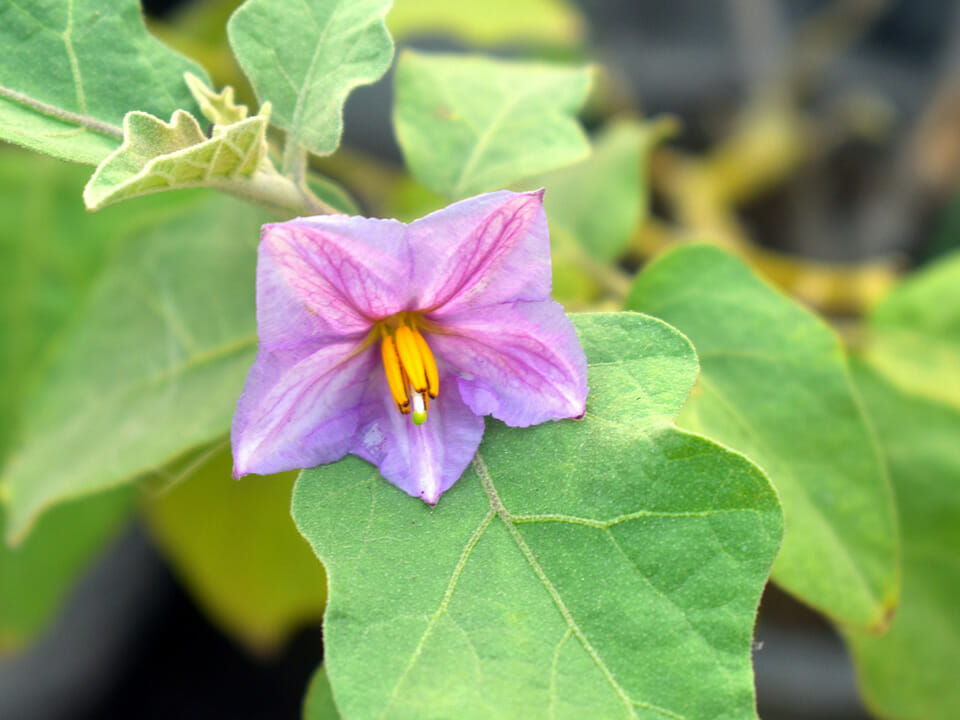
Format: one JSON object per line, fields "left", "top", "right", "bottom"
{"left": 394, "top": 325, "right": 428, "bottom": 393}
{"left": 413, "top": 329, "right": 439, "bottom": 398}
{"left": 381, "top": 335, "right": 410, "bottom": 413}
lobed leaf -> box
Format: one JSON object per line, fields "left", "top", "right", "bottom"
{"left": 1, "top": 195, "right": 271, "bottom": 542}
{"left": 845, "top": 362, "right": 960, "bottom": 720}
{"left": 627, "top": 244, "right": 898, "bottom": 630}
{"left": 394, "top": 51, "right": 591, "bottom": 199}
{"left": 227, "top": 0, "right": 393, "bottom": 158}
{"left": 0, "top": 0, "right": 208, "bottom": 165}
{"left": 145, "top": 443, "right": 326, "bottom": 652}
{"left": 83, "top": 108, "right": 269, "bottom": 211}
{"left": 295, "top": 313, "right": 782, "bottom": 720}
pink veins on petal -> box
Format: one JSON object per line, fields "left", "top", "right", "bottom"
{"left": 231, "top": 190, "right": 588, "bottom": 504}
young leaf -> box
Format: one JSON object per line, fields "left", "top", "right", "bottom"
{"left": 627, "top": 244, "right": 898, "bottom": 630}
{"left": 294, "top": 313, "right": 782, "bottom": 720}
{"left": 184, "top": 72, "right": 249, "bottom": 126}
{"left": 0, "top": 486, "right": 132, "bottom": 649}
{"left": 145, "top": 443, "right": 326, "bottom": 652}
{"left": 1, "top": 196, "right": 271, "bottom": 543}
{"left": 83, "top": 109, "right": 270, "bottom": 211}
{"left": 845, "top": 362, "right": 960, "bottom": 720}
{"left": 227, "top": 0, "right": 393, "bottom": 159}
{"left": 0, "top": 0, "right": 208, "bottom": 165}
{"left": 394, "top": 51, "right": 591, "bottom": 199}
{"left": 865, "top": 250, "right": 960, "bottom": 411}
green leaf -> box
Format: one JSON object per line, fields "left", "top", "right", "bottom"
{"left": 864, "top": 250, "right": 960, "bottom": 412}
{"left": 387, "top": 0, "right": 585, "bottom": 47}
{"left": 0, "top": 0, "right": 209, "bottom": 165}
{"left": 532, "top": 118, "right": 674, "bottom": 263}
{"left": 227, "top": 0, "right": 393, "bottom": 158}
{"left": 294, "top": 312, "right": 782, "bottom": 720}
{"left": 0, "top": 148, "right": 197, "bottom": 461}
{"left": 83, "top": 108, "right": 269, "bottom": 211}
{"left": 845, "top": 362, "right": 960, "bottom": 720}
{"left": 626, "top": 244, "right": 898, "bottom": 630}
{"left": 145, "top": 443, "right": 326, "bottom": 651}
{"left": 394, "top": 51, "right": 591, "bottom": 199}
{"left": 303, "top": 666, "right": 340, "bottom": 720}
{"left": 0, "top": 486, "right": 132, "bottom": 648}
{"left": 1, "top": 195, "right": 270, "bottom": 543}
{"left": 184, "top": 71, "right": 249, "bottom": 126}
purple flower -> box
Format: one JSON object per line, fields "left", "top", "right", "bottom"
{"left": 231, "top": 190, "right": 587, "bottom": 504}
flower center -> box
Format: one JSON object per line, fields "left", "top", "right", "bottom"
{"left": 379, "top": 314, "right": 438, "bottom": 426}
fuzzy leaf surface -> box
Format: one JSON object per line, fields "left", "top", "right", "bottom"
{"left": 394, "top": 51, "right": 591, "bottom": 198}
{"left": 627, "top": 244, "right": 898, "bottom": 629}
{"left": 295, "top": 313, "right": 782, "bottom": 720}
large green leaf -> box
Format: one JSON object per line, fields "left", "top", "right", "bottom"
{"left": 145, "top": 443, "right": 326, "bottom": 651}
{"left": 0, "top": 150, "right": 191, "bottom": 460}
{"left": 295, "top": 313, "right": 782, "bottom": 720}
{"left": 0, "top": 486, "right": 132, "bottom": 649}
{"left": 388, "top": 0, "right": 584, "bottom": 47}
{"left": 845, "top": 362, "right": 960, "bottom": 720}
{"left": 0, "top": 0, "right": 208, "bottom": 165}
{"left": 0, "top": 149, "right": 191, "bottom": 647}
{"left": 394, "top": 51, "right": 591, "bottom": 199}
{"left": 864, "top": 250, "right": 960, "bottom": 411}
{"left": 1, "top": 195, "right": 270, "bottom": 542}
{"left": 626, "top": 244, "right": 898, "bottom": 630}
{"left": 227, "top": 0, "right": 393, "bottom": 159}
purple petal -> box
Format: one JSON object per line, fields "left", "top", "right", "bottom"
{"left": 258, "top": 215, "right": 411, "bottom": 346}
{"left": 429, "top": 300, "right": 587, "bottom": 427}
{"left": 231, "top": 340, "right": 377, "bottom": 477}
{"left": 351, "top": 370, "right": 485, "bottom": 504}
{"left": 408, "top": 190, "right": 551, "bottom": 316}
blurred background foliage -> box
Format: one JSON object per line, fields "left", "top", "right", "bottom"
{"left": 2, "top": 0, "right": 960, "bottom": 718}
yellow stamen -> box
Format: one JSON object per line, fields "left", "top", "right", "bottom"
{"left": 394, "top": 325, "right": 428, "bottom": 393}
{"left": 413, "top": 329, "right": 439, "bottom": 398}
{"left": 381, "top": 334, "right": 410, "bottom": 413}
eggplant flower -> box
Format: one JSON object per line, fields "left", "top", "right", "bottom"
{"left": 231, "top": 190, "right": 587, "bottom": 504}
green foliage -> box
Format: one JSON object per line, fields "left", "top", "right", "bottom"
{"left": 394, "top": 51, "right": 591, "bottom": 199}
{"left": 1, "top": 195, "right": 270, "bottom": 543}
{"left": 0, "top": 486, "right": 132, "bottom": 649}
{"left": 83, "top": 108, "right": 269, "bottom": 211}
{"left": 845, "top": 362, "right": 960, "bottom": 720}
{"left": 0, "top": 0, "right": 207, "bottom": 165}
{"left": 387, "top": 0, "right": 584, "bottom": 47}
{"left": 303, "top": 666, "right": 340, "bottom": 720}
{"left": 185, "top": 72, "right": 248, "bottom": 126}
{"left": 295, "top": 313, "right": 782, "bottom": 720}
{"left": 533, "top": 118, "right": 674, "bottom": 263}
{"left": 227, "top": 0, "right": 393, "bottom": 159}
{"left": 864, "top": 250, "right": 960, "bottom": 411}
{"left": 145, "top": 443, "right": 326, "bottom": 651}
{"left": 627, "top": 244, "right": 898, "bottom": 630}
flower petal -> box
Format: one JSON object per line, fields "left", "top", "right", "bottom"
{"left": 351, "top": 371, "right": 485, "bottom": 504}
{"left": 232, "top": 340, "right": 377, "bottom": 476}
{"left": 429, "top": 300, "right": 587, "bottom": 427}
{"left": 258, "top": 215, "right": 411, "bottom": 346}
{"left": 408, "top": 190, "right": 551, "bottom": 315}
